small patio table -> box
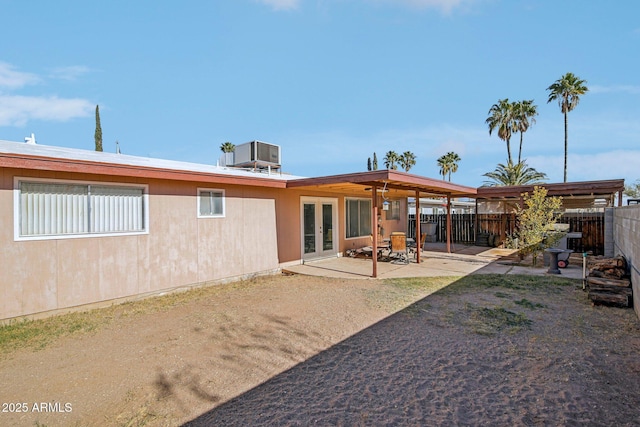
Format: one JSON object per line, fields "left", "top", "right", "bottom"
{"left": 545, "top": 248, "right": 565, "bottom": 274}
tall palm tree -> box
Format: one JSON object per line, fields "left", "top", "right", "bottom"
{"left": 486, "top": 98, "right": 516, "bottom": 164}
{"left": 445, "top": 152, "right": 461, "bottom": 181}
{"left": 482, "top": 161, "right": 547, "bottom": 186}
{"left": 383, "top": 151, "right": 400, "bottom": 170}
{"left": 399, "top": 151, "right": 416, "bottom": 172}
{"left": 546, "top": 72, "right": 588, "bottom": 182}
{"left": 513, "top": 100, "right": 538, "bottom": 164}
{"left": 437, "top": 154, "right": 450, "bottom": 180}
{"left": 437, "top": 152, "right": 461, "bottom": 181}
{"left": 220, "top": 141, "right": 235, "bottom": 153}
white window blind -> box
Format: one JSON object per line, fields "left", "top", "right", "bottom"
{"left": 90, "top": 186, "right": 144, "bottom": 233}
{"left": 198, "top": 190, "right": 224, "bottom": 217}
{"left": 19, "top": 181, "right": 145, "bottom": 237}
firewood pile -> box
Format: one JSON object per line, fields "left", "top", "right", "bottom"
{"left": 586, "top": 256, "right": 632, "bottom": 307}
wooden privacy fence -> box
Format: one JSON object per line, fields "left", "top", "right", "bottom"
{"left": 407, "top": 214, "right": 475, "bottom": 244}
{"left": 408, "top": 212, "right": 605, "bottom": 255}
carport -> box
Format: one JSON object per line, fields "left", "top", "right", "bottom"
{"left": 287, "top": 170, "right": 477, "bottom": 277}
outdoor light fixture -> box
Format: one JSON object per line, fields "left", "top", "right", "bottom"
{"left": 382, "top": 181, "right": 390, "bottom": 210}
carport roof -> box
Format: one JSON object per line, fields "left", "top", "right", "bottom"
{"left": 286, "top": 169, "right": 478, "bottom": 197}
{"left": 476, "top": 179, "right": 625, "bottom": 207}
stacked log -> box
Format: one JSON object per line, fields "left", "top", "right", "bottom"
{"left": 587, "top": 256, "right": 632, "bottom": 307}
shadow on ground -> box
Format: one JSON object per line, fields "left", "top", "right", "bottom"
{"left": 182, "top": 274, "right": 640, "bottom": 426}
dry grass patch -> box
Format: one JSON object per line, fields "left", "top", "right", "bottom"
{"left": 0, "top": 276, "right": 274, "bottom": 357}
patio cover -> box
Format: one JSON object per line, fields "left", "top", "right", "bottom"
{"left": 287, "top": 170, "right": 477, "bottom": 277}
{"left": 476, "top": 179, "right": 625, "bottom": 210}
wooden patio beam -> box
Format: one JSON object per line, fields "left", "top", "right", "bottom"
{"left": 372, "top": 183, "right": 378, "bottom": 278}
{"left": 415, "top": 189, "right": 421, "bottom": 263}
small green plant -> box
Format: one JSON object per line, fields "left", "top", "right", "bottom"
{"left": 471, "top": 306, "right": 532, "bottom": 335}
{"left": 514, "top": 298, "right": 546, "bottom": 309}
{"left": 512, "top": 186, "right": 563, "bottom": 266}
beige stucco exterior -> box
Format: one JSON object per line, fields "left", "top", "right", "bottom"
{"left": 276, "top": 189, "right": 408, "bottom": 262}
{"left": 0, "top": 168, "right": 284, "bottom": 320}
{"left": 0, "top": 165, "right": 410, "bottom": 321}
{"left": 3, "top": 140, "right": 481, "bottom": 321}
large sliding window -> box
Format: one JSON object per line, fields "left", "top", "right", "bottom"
{"left": 16, "top": 179, "right": 147, "bottom": 240}
{"left": 345, "top": 198, "right": 372, "bottom": 238}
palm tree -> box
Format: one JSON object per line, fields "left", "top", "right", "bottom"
{"left": 446, "top": 152, "right": 461, "bottom": 181}
{"left": 486, "top": 98, "right": 516, "bottom": 164}
{"left": 546, "top": 72, "right": 588, "bottom": 182}
{"left": 482, "top": 161, "right": 548, "bottom": 186}
{"left": 513, "top": 100, "right": 538, "bottom": 164}
{"left": 399, "top": 151, "right": 416, "bottom": 172}
{"left": 437, "top": 154, "right": 449, "bottom": 180}
{"left": 383, "top": 151, "right": 400, "bottom": 170}
{"left": 220, "top": 141, "right": 235, "bottom": 153}
{"left": 437, "top": 152, "right": 461, "bottom": 181}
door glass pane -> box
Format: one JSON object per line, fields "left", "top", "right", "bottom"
{"left": 303, "top": 204, "right": 316, "bottom": 254}
{"left": 322, "top": 203, "right": 333, "bottom": 251}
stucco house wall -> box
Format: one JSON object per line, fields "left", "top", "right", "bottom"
{"left": 0, "top": 168, "right": 281, "bottom": 321}
{"left": 274, "top": 189, "right": 408, "bottom": 264}
{"left": 0, "top": 140, "right": 432, "bottom": 321}
{"left": 1, "top": 166, "right": 410, "bottom": 320}
{"left": 610, "top": 205, "right": 640, "bottom": 319}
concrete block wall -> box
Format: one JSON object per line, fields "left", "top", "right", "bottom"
{"left": 610, "top": 206, "right": 640, "bottom": 319}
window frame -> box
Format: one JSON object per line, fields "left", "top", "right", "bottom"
{"left": 14, "top": 177, "right": 149, "bottom": 241}
{"left": 345, "top": 197, "right": 372, "bottom": 239}
{"left": 197, "top": 188, "right": 226, "bottom": 218}
{"left": 386, "top": 200, "right": 401, "bottom": 220}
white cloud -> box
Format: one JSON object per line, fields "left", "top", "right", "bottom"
{"left": 0, "top": 62, "right": 95, "bottom": 126}
{"left": 589, "top": 84, "right": 640, "bottom": 95}
{"left": 0, "top": 95, "right": 94, "bottom": 126}
{"left": 0, "top": 62, "right": 40, "bottom": 89}
{"left": 49, "top": 65, "right": 92, "bottom": 81}
{"left": 257, "top": 0, "right": 476, "bottom": 13}
{"left": 256, "top": 0, "right": 300, "bottom": 11}
{"left": 367, "top": 0, "right": 478, "bottom": 13}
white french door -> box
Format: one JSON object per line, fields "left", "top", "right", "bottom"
{"left": 301, "top": 197, "right": 338, "bottom": 260}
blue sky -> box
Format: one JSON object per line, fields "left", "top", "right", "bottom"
{"left": 1, "top": 0, "right": 639, "bottom": 187}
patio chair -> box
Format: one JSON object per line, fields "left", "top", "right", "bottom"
{"left": 389, "top": 232, "right": 409, "bottom": 264}
{"left": 408, "top": 233, "right": 427, "bottom": 261}
{"left": 370, "top": 234, "right": 390, "bottom": 260}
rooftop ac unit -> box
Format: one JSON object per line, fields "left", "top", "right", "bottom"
{"left": 233, "top": 140, "right": 281, "bottom": 169}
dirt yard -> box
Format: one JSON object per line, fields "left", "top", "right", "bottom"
{"left": 1, "top": 273, "right": 639, "bottom": 426}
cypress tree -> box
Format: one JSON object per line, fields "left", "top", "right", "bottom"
{"left": 367, "top": 157, "right": 372, "bottom": 171}
{"left": 94, "top": 105, "right": 103, "bottom": 152}
{"left": 372, "top": 152, "right": 378, "bottom": 170}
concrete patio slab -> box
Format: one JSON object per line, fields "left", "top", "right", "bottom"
{"left": 283, "top": 243, "right": 585, "bottom": 281}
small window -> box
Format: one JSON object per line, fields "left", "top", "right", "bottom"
{"left": 198, "top": 189, "right": 225, "bottom": 217}
{"left": 386, "top": 200, "right": 401, "bottom": 220}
